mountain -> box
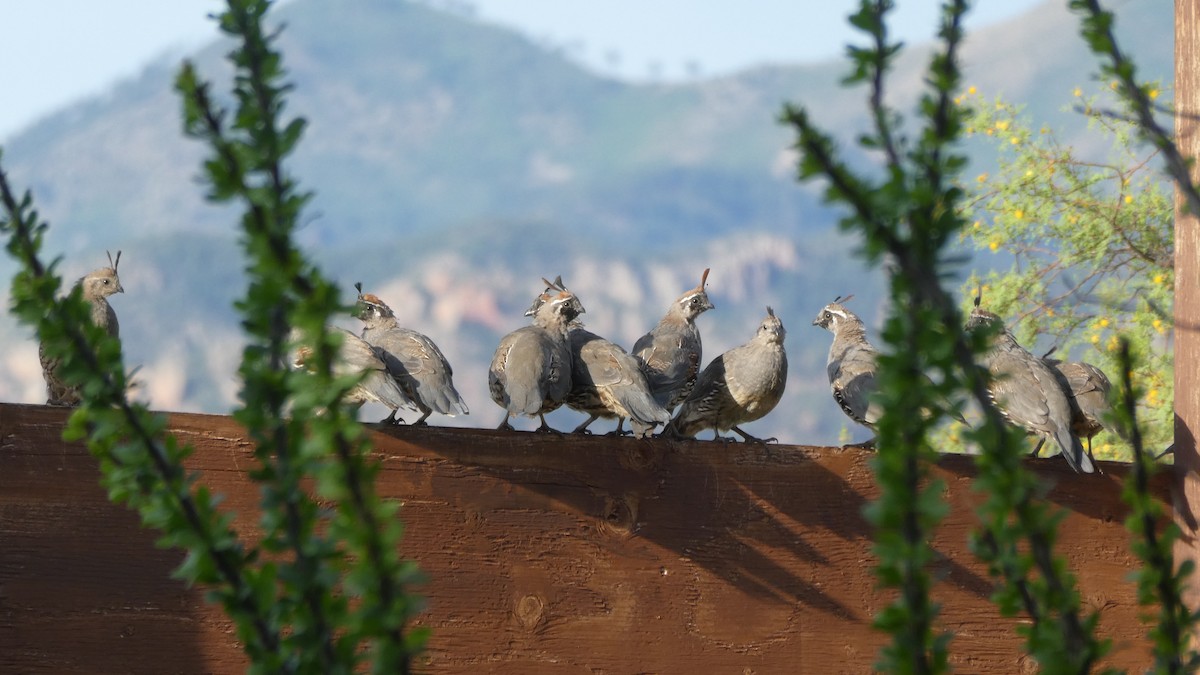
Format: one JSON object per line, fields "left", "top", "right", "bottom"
{"left": 0, "top": 0, "right": 1172, "bottom": 443}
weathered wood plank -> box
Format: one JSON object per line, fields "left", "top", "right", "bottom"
{"left": 0, "top": 403, "right": 1169, "bottom": 673}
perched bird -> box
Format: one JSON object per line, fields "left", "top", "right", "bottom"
{"left": 489, "top": 278, "right": 584, "bottom": 431}
{"left": 525, "top": 279, "right": 670, "bottom": 437}
{"left": 292, "top": 326, "right": 416, "bottom": 420}
{"left": 354, "top": 284, "right": 469, "bottom": 426}
{"left": 633, "top": 268, "right": 715, "bottom": 412}
{"left": 40, "top": 251, "right": 125, "bottom": 406}
{"left": 1043, "top": 353, "right": 1112, "bottom": 468}
{"left": 967, "top": 306, "right": 1095, "bottom": 473}
{"left": 668, "top": 307, "right": 787, "bottom": 442}
{"left": 812, "top": 296, "right": 882, "bottom": 445}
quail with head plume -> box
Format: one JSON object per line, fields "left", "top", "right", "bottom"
{"left": 40, "top": 251, "right": 125, "bottom": 406}
{"left": 489, "top": 278, "right": 584, "bottom": 431}
{"left": 967, "top": 304, "right": 1094, "bottom": 473}
{"left": 668, "top": 306, "right": 787, "bottom": 442}
{"left": 1043, "top": 352, "right": 1111, "bottom": 469}
{"left": 292, "top": 326, "right": 417, "bottom": 418}
{"left": 633, "top": 268, "right": 714, "bottom": 412}
{"left": 812, "top": 296, "right": 883, "bottom": 445}
{"left": 526, "top": 278, "right": 670, "bottom": 437}
{"left": 354, "top": 284, "right": 469, "bottom": 426}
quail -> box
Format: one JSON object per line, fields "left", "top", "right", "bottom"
{"left": 1043, "top": 354, "right": 1111, "bottom": 468}
{"left": 967, "top": 306, "right": 1094, "bottom": 473}
{"left": 489, "top": 278, "right": 584, "bottom": 431}
{"left": 812, "top": 296, "right": 883, "bottom": 445}
{"left": 668, "top": 306, "right": 787, "bottom": 442}
{"left": 292, "top": 326, "right": 417, "bottom": 419}
{"left": 632, "top": 268, "right": 715, "bottom": 412}
{"left": 354, "top": 284, "right": 469, "bottom": 426}
{"left": 40, "top": 251, "right": 125, "bottom": 406}
{"left": 525, "top": 280, "right": 670, "bottom": 437}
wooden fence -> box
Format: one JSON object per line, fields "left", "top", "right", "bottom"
{"left": 0, "top": 403, "right": 1178, "bottom": 673}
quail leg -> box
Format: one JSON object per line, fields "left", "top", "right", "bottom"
{"left": 497, "top": 413, "right": 515, "bottom": 431}
{"left": 732, "top": 425, "right": 777, "bottom": 444}
{"left": 412, "top": 407, "right": 433, "bottom": 427}
{"left": 573, "top": 414, "right": 599, "bottom": 435}
{"left": 1031, "top": 438, "right": 1046, "bottom": 457}
{"left": 1085, "top": 436, "right": 1103, "bottom": 474}
{"left": 535, "top": 414, "right": 560, "bottom": 433}
{"left": 605, "top": 418, "right": 633, "bottom": 437}
{"left": 380, "top": 409, "right": 405, "bottom": 426}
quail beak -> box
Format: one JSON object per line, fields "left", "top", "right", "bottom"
{"left": 115, "top": 282, "right": 125, "bottom": 294}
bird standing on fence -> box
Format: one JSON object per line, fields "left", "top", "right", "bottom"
{"left": 292, "top": 326, "right": 417, "bottom": 419}
{"left": 633, "top": 268, "right": 714, "bottom": 415}
{"left": 967, "top": 306, "right": 1095, "bottom": 473}
{"left": 525, "top": 278, "right": 669, "bottom": 437}
{"left": 668, "top": 306, "right": 787, "bottom": 442}
{"left": 354, "top": 284, "right": 469, "bottom": 426}
{"left": 1043, "top": 354, "right": 1111, "bottom": 469}
{"left": 490, "top": 278, "right": 584, "bottom": 431}
{"left": 40, "top": 251, "right": 125, "bottom": 406}
{"left": 812, "top": 296, "right": 882, "bottom": 445}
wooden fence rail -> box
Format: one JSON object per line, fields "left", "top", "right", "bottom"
{"left": 0, "top": 403, "right": 1174, "bottom": 673}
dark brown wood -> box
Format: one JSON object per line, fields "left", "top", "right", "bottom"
{"left": 1176, "top": 0, "right": 1200, "bottom": 623}
{"left": 0, "top": 403, "right": 1168, "bottom": 673}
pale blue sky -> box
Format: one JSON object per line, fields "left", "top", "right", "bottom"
{"left": 0, "top": 0, "right": 1044, "bottom": 141}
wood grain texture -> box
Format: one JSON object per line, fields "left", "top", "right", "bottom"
{"left": 1175, "top": 0, "right": 1200, "bottom": 622}
{"left": 0, "top": 403, "right": 1173, "bottom": 673}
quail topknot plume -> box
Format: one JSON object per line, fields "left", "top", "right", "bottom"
{"left": 40, "top": 251, "right": 125, "bottom": 407}
{"left": 967, "top": 301, "right": 1095, "bottom": 473}
{"left": 633, "top": 267, "right": 714, "bottom": 413}
{"left": 354, "top": 283, "right": 469, "bottom": 426}
{"left": 292, "top": 326, "right": 417, "bottom": 419}
{"left": 668, "top": 306, "right": 787, "bottom": 442}
{"left": 812, "top": 295, "right": 882, "bottom": 445}
{"left": 1043, "top": 351, "right": 1112, "bottom": 469}
{"left": 489, "top": 277, "right": 584, "bottom": 431}
{"left": 526, "top": 277, "right": 670, "bottom": 437}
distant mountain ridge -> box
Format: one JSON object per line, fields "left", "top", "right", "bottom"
{"left": 0, "top": 0, "right": 1172, "bottom": 443}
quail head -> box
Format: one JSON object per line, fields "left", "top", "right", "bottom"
{"left": 354, "top": 284, "right": 469, "bottom": 426}
{"left": 292, "top": 326, "right": 417, "bottom": 419}
{"left": 633, "top": 267, "right": 715, "bottom": 412}
{"left": 526, "top": 278, "right": 670, "bottom": 437}
{"left": 1043, "top": 354, "right": 1111, "bottom": 469}
{"left": 489, "top": 277, "right": 584, "bottom": 431}
{"left": 668, "top": 306, "right": 787, "bottom": 442}
{"left": 966, "top": 306, "right": 1094, "bottom": 473}
{"left": 40, "top": 251, "right": 125, "bottom": 407}
{"left": 812, "top": 296, "right": 882, "bottom": 444}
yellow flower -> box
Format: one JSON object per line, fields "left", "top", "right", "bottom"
{"left": 1090, "top": 334, "right": 1101, "bottom": 344}
{"left": 1153, "top": 318, "right": 1165, "bottom": 334}
{"left": 977, "top": 173, "right": 988, "bottom": 183}
{"left": 1040, "top": 126, "right": 1050, "bottom": 134}
{"left": 1073, "top": 87, "right": 1083, "bottom": 97}
{"left": 1106, "top": 335, "right": 1120, "bottom": 352}
{"left": 988, "top": 240, "right": 1000, "bottom": 252}
{"left": 1124, "top": 194, "right": 1133, "bottom": 204}
{"left": 954, "top": 96, "right": 963, "bottom": 105}
{"left": 1149, "top": 88, "right": 1160, "bottom": 100}
{"left": 1099, "top": 318, "right": 1110, "bottom": 327}
{"left": 968, "top": 85, "right": 977, "bottom": 95}
{"left": 1154, "top": 273, "right": 1165, "bottom": 285}
{"left": 1045, "top": 307, "right": 1055, "bottom": 317}
{"left": 1013, "top": 209, "right": 1024, "bottom": 220}
{"left": 1010, "top": 136, "right": 1020, "bottom": 145}
{"left": 1025, "top": 169, "right": 1034, "bottom": 177}
{"left": 1148, "top": 389, "right": 1160, "bottom": 404}
{"left": 972, "top": 220, "right": 981, "bottom": 229}
{"left": 1110, "top": 80, "right": 1119, "bottom": 90}
{"left": 996, "top": 120, "right": 1010, "bottom": 131}
{"left": 985, "top": 129, "right": 994, "bottom": 136}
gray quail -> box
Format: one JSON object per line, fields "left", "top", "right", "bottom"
{"left": 40, "top": 251, "right": 124, "bottom": 406}
{"left": 292, "top": 326, "right": 417, "bottom": 419}
{"left": 966, "top": 306, "right": 1094, "bottom": 473}
{"left": 489, "top": 278, "right": 584, "bottom": 431}
{"left": 632, "top": 268, "right": 714, "bottom": 413}
{"left": 354, "top": 285, "right": 469, "bottom": 426}
{"left": 668, "top": 306, "right": 787, "bottom": 442}
{"left": 812, "top": 296, "right": 882, "bottom": 445}
{"left": 525, "top": 280, "right": 669, "bottom": 437}
{"left": 1043, "top": 354, "right": 1111, "bottom": 468}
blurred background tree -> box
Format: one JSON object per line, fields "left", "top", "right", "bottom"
{"left": 953, "top": 86, "right": 1173, "bottom": 460}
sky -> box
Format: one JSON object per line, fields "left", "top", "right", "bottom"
{"left": 0, "top": 0, "right": 1045, "bottom": 141}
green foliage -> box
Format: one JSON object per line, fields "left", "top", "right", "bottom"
{"left": 958, "top": 88, "right": 1173, "bottom": 459}
{"left": 1, "top": 0, "right": 424, "bottom": 672}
